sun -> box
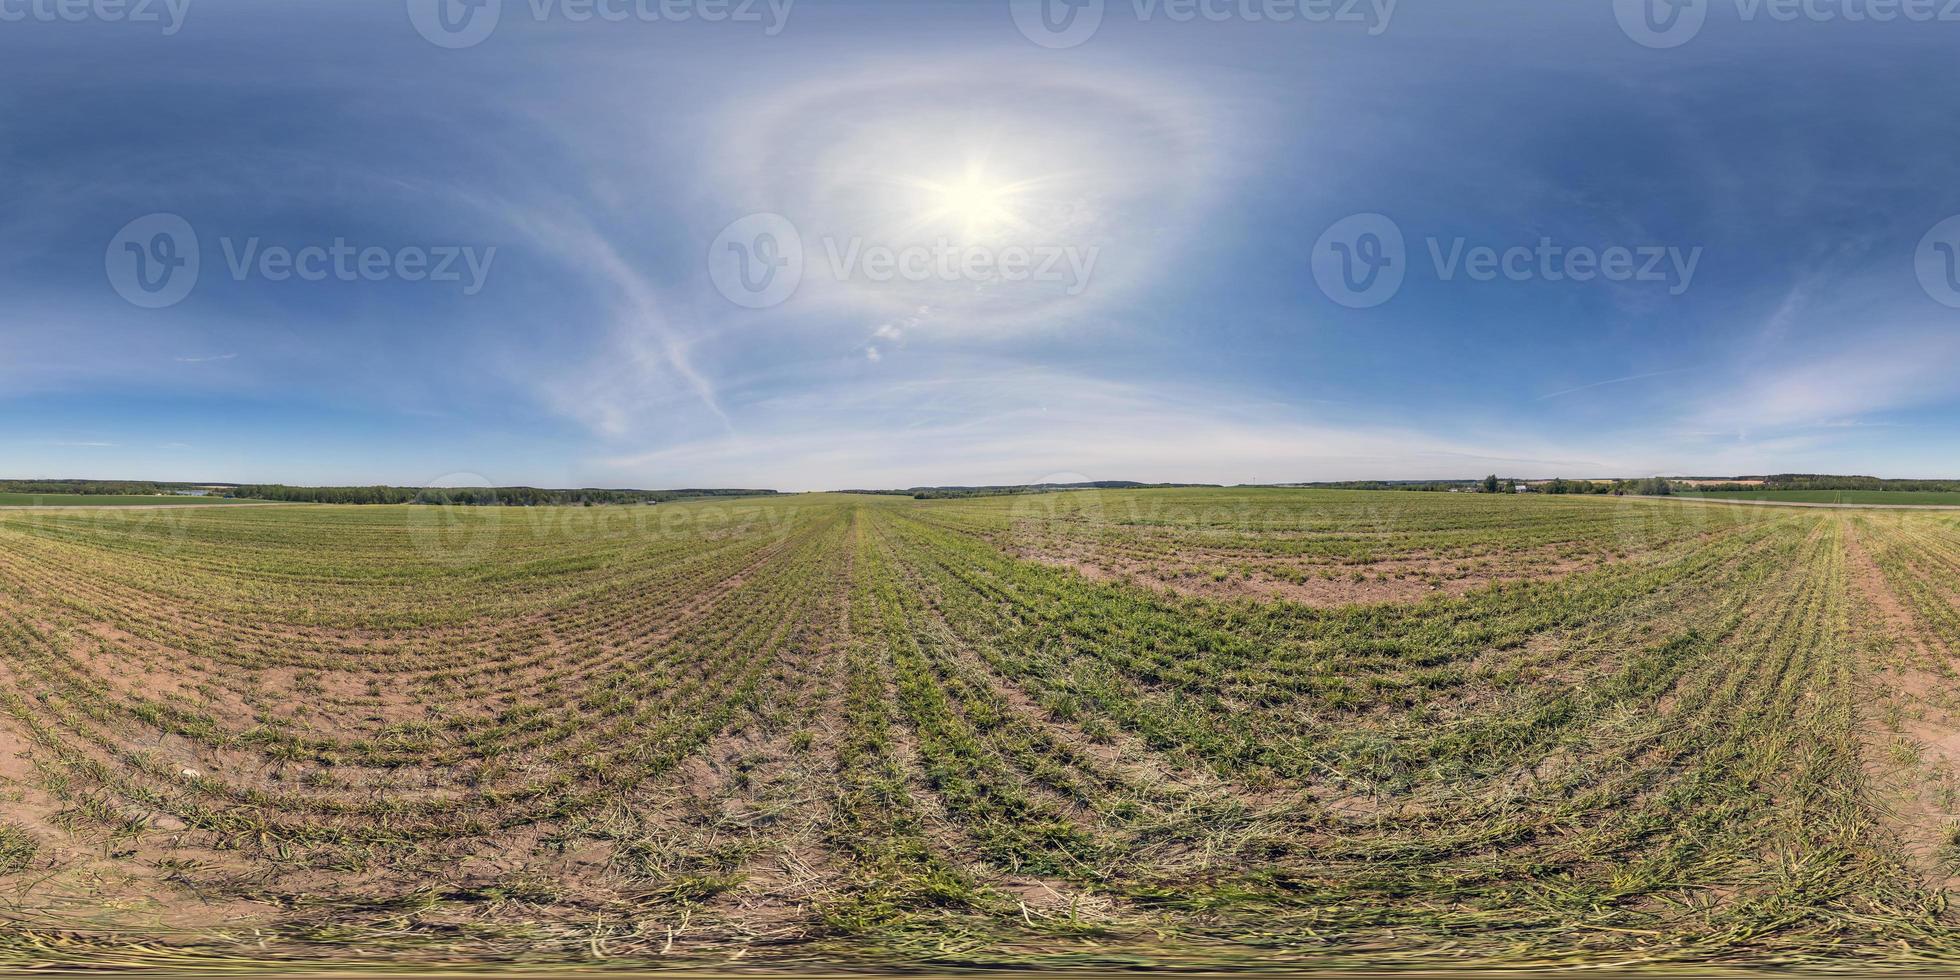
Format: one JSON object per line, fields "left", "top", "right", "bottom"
{"left": 916, "top": 167, "right": 1022, "bottom": 239}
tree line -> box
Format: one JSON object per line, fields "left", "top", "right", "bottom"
{"left": 230, "top": 486, "right": 777, "bottom": 506}
{"left": 0, "top": 479, "right": 200, "bottom": 496}
{"left": 1744, "top": 475, "right": 1960, "bottom": 492}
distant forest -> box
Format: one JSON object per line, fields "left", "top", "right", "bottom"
{"left": 0, "top": 480, "right": 201, "bottom": 496}
{"left": 1292, "top": 476, "right": 1960, "bottom": 495}
{"left": 841, "top": 481, "right": 1218, "bottom": 500}
{"left": 16, "top": 474, "right": 1960, "bottom": 506}
{"left": 1279, "top": 479, "right": 1654, "bottom": 495}
{"left": 0, "top": 480, "right": 775, "bottom": 506}
{"left": 1280, "top": 481, "right": 1479, "bottom": 492}
{"left": 1707, "top": 475, "right": 1960, "bottom": 492}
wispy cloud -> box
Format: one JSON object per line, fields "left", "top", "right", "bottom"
{"left": 175, "top": 353, "right": 238, "bottom": 364}
{"left": 1538, "top": 368, "right": 1697, "bottom": 401}
{"left": 588, "top": 370, "right": 1620, "bottom": 490}
{"left": 1689, "top": 327, "right": 1960, "bottom": 437}
{"left": 496, "top": 206, "right": 729, "bottom": 438}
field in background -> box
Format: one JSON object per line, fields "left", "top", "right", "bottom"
{"left": 4, "top": 489, "right": 1960, "bottom": 970}
{"left": 0, "top": 493, "right": 259, "bottom": 507}
{"left": 1679, "top": 489, "right": 1960, "bottom": 506}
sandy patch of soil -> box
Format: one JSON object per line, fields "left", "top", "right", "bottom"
{"left": 1842, "top": 518, "right": 1960, "bottom": 888}
{"left": 1026, "top": 549, "right": 1597, "bottom": 607}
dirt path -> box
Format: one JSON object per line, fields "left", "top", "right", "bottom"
{"left": 1840, "top": 516, "right": 1960, "bottom": 887}
{"left": 1843, "top": 518, "right": 1933, "bottom": 658}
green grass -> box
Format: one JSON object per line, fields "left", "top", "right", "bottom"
{"left": 1680, "top": 489, "right": 1960, "bottom": 505}
{"left": 0, "top": 490, "right": 1955, "bottom": 970}
{"left": 0, "top": 825, "right": 36, "bottom": 874}
{"left": 0, "top": 492, "right": 259, "bottom": 506}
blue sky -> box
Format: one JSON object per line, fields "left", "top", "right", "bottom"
{"left": 6, "top": 0, "right": 1960, "bottom": 490}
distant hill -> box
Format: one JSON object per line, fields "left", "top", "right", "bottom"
{"left": 0, "top": 479, "right": 776, "bottom": 506}
{"left": 1684, "top": 475, "right": 1960, "bottom": 493}
{"left": 840, "top": 481, "right": 1219, "bottom": 500}
{"left": 1264, "top": 480, "right": 1478, "bottom": 491}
